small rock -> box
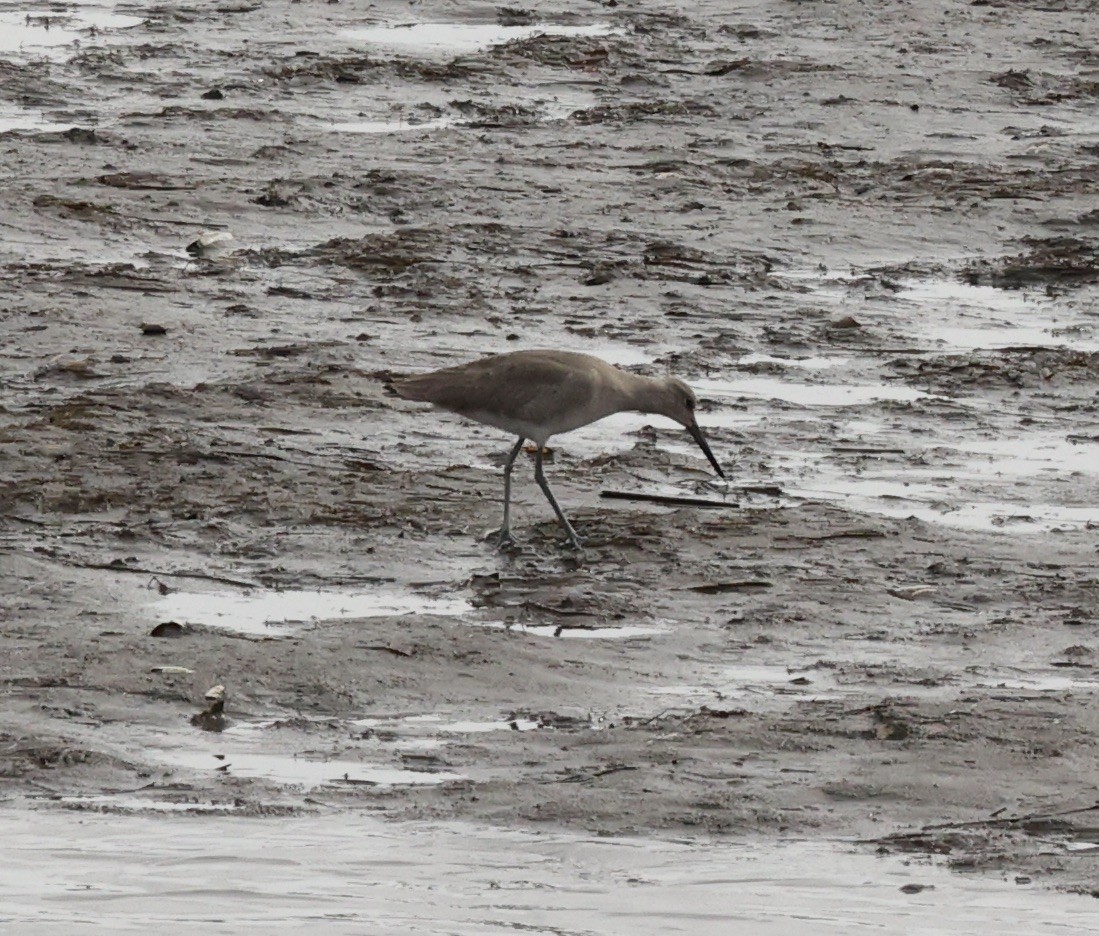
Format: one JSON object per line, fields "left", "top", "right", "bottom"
{"left": 191, "top": 685, "right": 228, "bottom": 732}
{"left": 186, "top": 230, "right": 235, "bottom": 259}
{"left": 582, "top": 269, "right": 616, "bottom": 286}
{"left": 150, "top": 621, "right": 186, "bottom": 639}
{"left": 831, "top": 315, "right": 861, "bottom": 329}
{"left": 201, "top": 88, "right": 225, "bottom": 100}
{"left": 140, "top": 322, "right": 167, "bottom": 336}
{"left": 899, "top": 883, "right": 934, "bottom": 894}
{"left": 992, "top": 69, "right": 1032, "bottom": 91}
{"left": 875, "top": 719, "right": 911, "bottom": 741}
{"left": 64, "top": 127, "right": 98, "bottom": 144}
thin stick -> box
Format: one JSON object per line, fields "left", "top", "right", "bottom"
{"left": 71, "top": 561, "right": 258, "bottom": 590}
{"left": 600, "top": 491, "right": 740, "bottom": 508}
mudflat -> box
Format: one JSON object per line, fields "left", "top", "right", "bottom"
{"left": 3, "top": 0, "right": 1099, "bottom": 911}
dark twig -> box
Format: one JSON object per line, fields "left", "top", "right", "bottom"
{"left": 601, "top": 491, "right": 739, "bottom": 509}
{"left": 551, "top": 763, "right": 638, "bottom": 783}
{"left": 70, "top": 560, "right": 258, "bottom": 590}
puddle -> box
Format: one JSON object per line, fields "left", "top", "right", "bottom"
{"left": 5, "top": 810, "right": 1094, "bottom": 935}
{"left": 959, "top": 435, "right": 1099, "bottom": 477}
{"left": 720, "top": 664, "right": 824, "bottom": 689}
{"left": 971, "top": 674, "right": 1099, "bottom": 693}
{"left": 796, "top": 478, "right": 1099, "bottom": 533}
{"left": 650, "top": 665, "right": 873, "bottom": 706}
{"left": 329, "top": 116, "right": 462, "bottom": 134}
{"left": 900, "top": 279, "right": 1099, "bottom": 352}
{"left": 929, "top": 323, "right": 1099, "bottom": 352}
{"left": 153, "top": 587, "right": 471, "bottom": 636}
{"left": 329, "top": 99, "right": 581, "bottom": 135}
{"left": 587, "top": 343, "right": 659, "bottom": 367}
{"left": 437, "top": 717, "right": 539, "bottom": 732}
{"left": 754, "top": 431, "right": 1099, "bottom": 533}
{"left": 345, "top": 22, "right": 623, "bottom": 55}
{"left": 0, "top": 8, "right": 144, "bottom": 60}
{"left": 142, "top": 716, "right": 463, "bottom": 790}
{"left": 736, "top": 352, "right": 846, "bottom": 370}
{"left": 157, "top": 747, "right": 460, "bottom": 788}
{"left": 841, "top": 418, "right": 886, "bottom": 435}
{"left": 353, "top": 714, "right": 541, "bottom": 735}
{"left": 1065, "top": 841, "right": 1099, "bottom": 853}
{"left": 693, "top": 410, "right": 766, "bottom": 431}
{"left": 902, "top": 279, "right": 1037, "bottom": 315}
{"left": 58, "top": 795, "right": 239, "bottom": 813}
{"left": 651, "top": 661, "right": 1099, "bottom": 714}
{"left": 778, "top": 272, "right": 1098, "bottom": 354}
{"left": 694, "top": 377, "right": 929, "bottom": 407}
{"left": 468, "top": 619, "right": 669, "bottom": 640}
{"left": 713, "top": 662, "right": 1060, "bottom": 704}
{"left": 647, "top": 684, "right": 713, "bottom": 699}
{"left": 0, "top": 109, "right": 77, "bottom": 134}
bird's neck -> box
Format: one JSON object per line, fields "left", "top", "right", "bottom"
{"left": 614, "top": 371, "right": 670, "bottom": 418}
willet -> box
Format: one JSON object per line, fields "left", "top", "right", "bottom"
{"left": 390, "top": 350, "right": 724, "bottom": 549}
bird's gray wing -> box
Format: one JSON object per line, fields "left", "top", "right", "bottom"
{"left": 392, "top": 353, "right": 598, "bottom": 426}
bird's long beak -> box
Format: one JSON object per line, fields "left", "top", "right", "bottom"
{"left": 688, "top": 421, "right": 725, "bottom": 478}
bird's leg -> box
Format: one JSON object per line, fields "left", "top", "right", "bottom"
{"left": 496, "top": 437, "right": 525, "bottom": 548}
{"left": 533, "top": 447, "right": 584, "bottom": 550}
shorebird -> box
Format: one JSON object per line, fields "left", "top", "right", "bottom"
{"left": 390, "top": 350, "right": 724, "bottom": 549}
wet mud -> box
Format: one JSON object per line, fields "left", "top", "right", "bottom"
{"left": 3, "top": 0, "right": 1099, "bottom": 915}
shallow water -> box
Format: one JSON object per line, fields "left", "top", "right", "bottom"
{"left": 695, "top": 377, "right": 929, "bottom": 407}
{"left": 148, "top": 737, "right": 463, "bottom": 788}
{"left": 154, "top": 587, "right": 471, "bottom": 636}
{"left": 794, "top": 476, "right": 1099, "bottom": 534}
{"left": 329, "top": 116, "right": 462, "bottom": 134}
{"left": 778, "top": 271, "right": 1099, "bottom": 355}
{"left": 0, "top": 8, "right": 143, "bottom": 59}
{"left": 736, "top": 352, "right": 847, "bottom": 370}
{"left": 344, "top": 22, "right": 623, "bottom": 55}
{"left": 112, "top": 711, "right": 466, "bottom": 789}
{"left": 353, "top": 713, "right": 541, "bottom": 735}
{"left": 960, "top": 435, "right": 1099, "bottom": 477}
{"left": 0, "top": 109, "right": 76, "bottom": 134}
{"left": 900, "top": 279, "right": 1099, "bottom": 352}
{"left": 6, "top": 810, "right": 1093, "bottom": 935}
{"left": 465, "top": 619, "right": 670, "bottom": 640}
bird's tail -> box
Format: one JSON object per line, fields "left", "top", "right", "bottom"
{"left": 386, "top": 374, "right": 435, "bottom": 402}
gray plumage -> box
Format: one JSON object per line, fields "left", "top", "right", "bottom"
{"left": 391, "top": 350, "right": 724, "bottom": 548}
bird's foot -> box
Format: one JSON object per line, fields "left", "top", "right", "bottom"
{"left": 562, "top": 530, "right": 586, "bottom": 552}
{"left": 561, "top": 540, "right": 587, "bottom": 565}
{"left": 494, "top": 529, "right": 520, "bottom": 551}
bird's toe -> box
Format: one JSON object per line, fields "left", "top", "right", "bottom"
{"left": 494, "top": 530, "right": 519, "bottom": 550}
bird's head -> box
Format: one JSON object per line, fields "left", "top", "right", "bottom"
{"left": 654, "top": 377, "right": 725, "bottom": 479}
